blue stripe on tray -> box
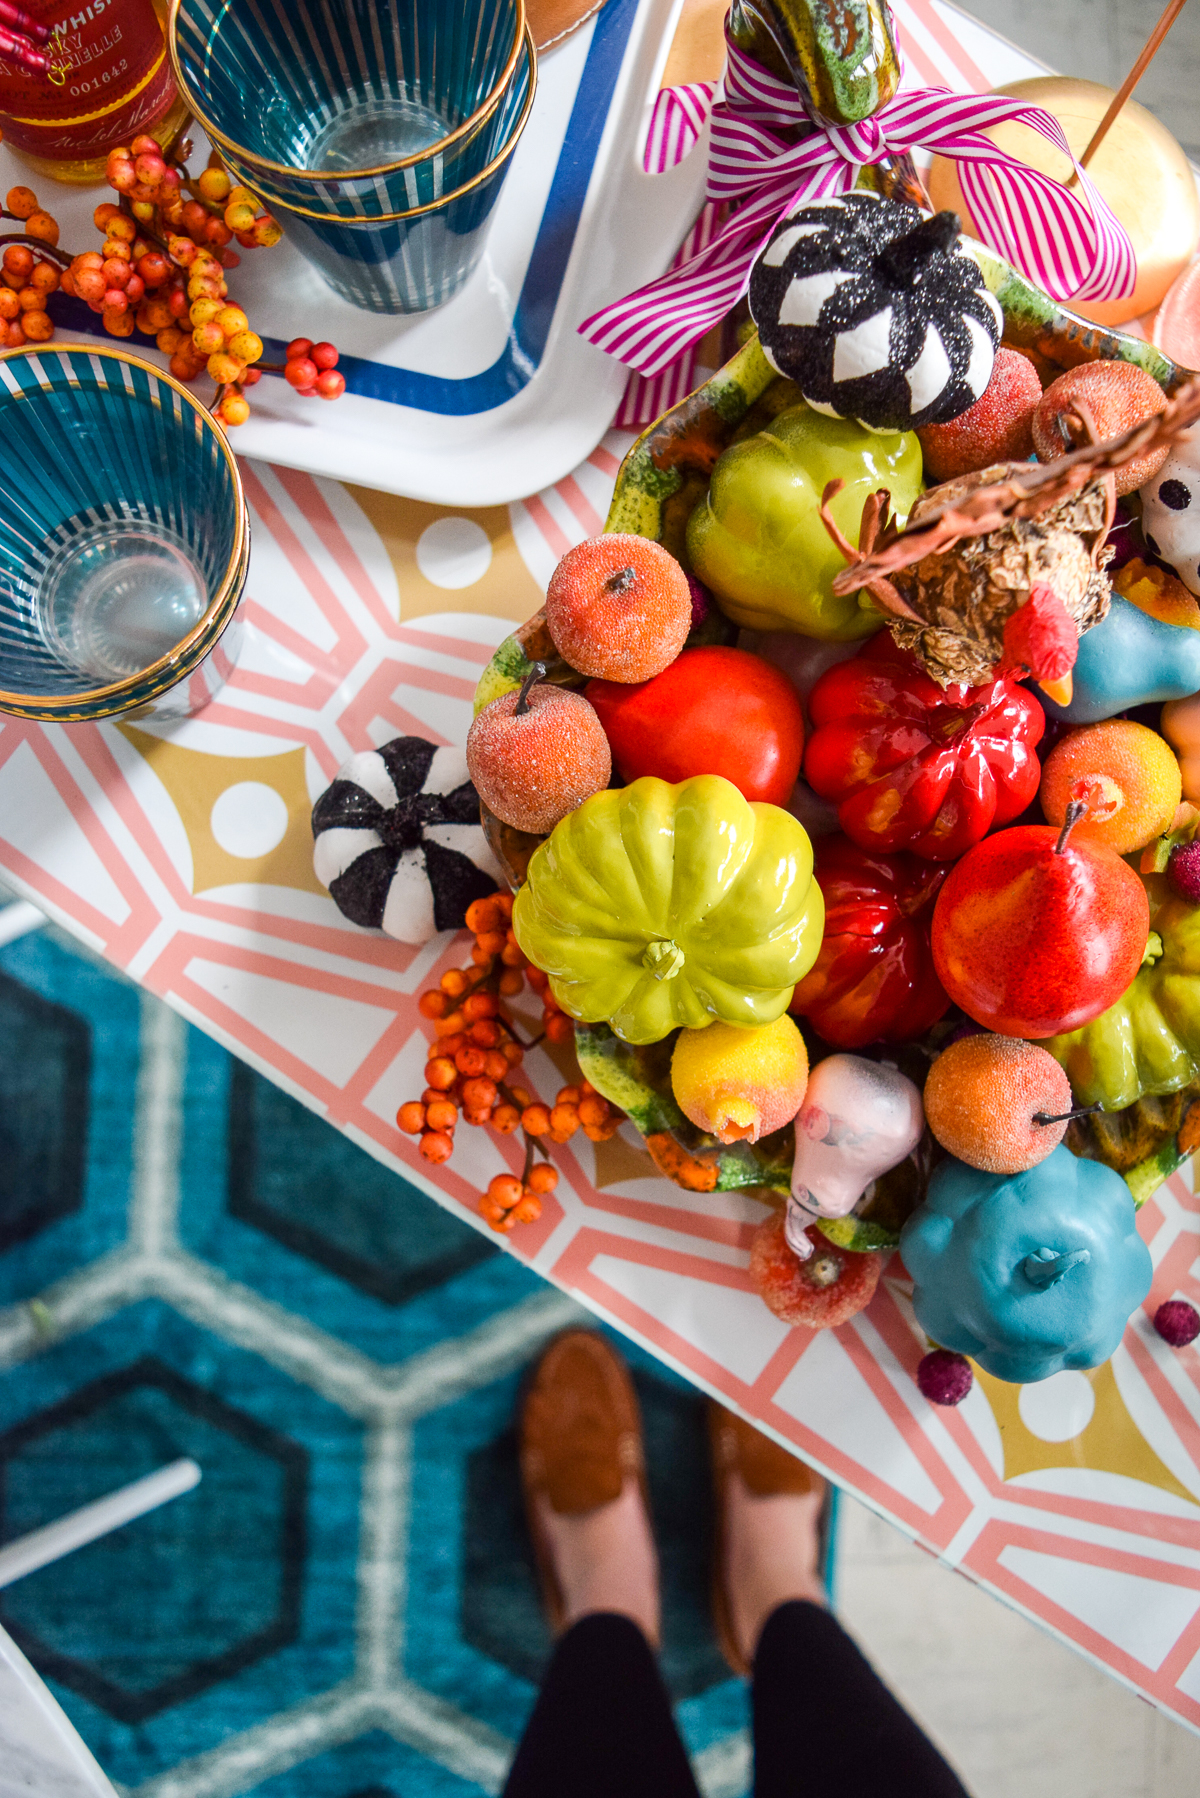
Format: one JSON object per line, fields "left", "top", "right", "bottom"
{"left": 47, "top": 0, "right": 639, "bottom": 421}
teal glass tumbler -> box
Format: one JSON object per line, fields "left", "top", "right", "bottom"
{"left": 228, "top": 29, "right": 536, "bottom": 314}
{"left": 168, "top": 0, "right": 528, "bottom": 219}
{"left": 0, "top": 346, "right": 249, "bottom": 723}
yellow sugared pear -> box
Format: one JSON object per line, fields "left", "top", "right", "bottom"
{"left": 670, "top": 1016, "right": 809, "bottom": 1145}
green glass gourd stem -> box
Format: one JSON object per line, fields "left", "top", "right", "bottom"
{"left": 727, "top": 0, "right": 901, "bottom": 125}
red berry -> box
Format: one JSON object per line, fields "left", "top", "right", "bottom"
{"left": 124, "top": 273, "right": 146, "bottom": 306}
{"left": 916, "top": 1349, "right": 974, "bottom": 1406}
{"left": 137, "top": 251, "right": 170, "bottom": 287}
{"left": 487, "top": 1173, "right": 524, "bottom": 1210}
{"left": 130, "top": 134, "right": 160, "bottom": 156}
{"left": 1169, "top": 841, "right": 1200, "bottom": 904}
{"left": 134, "top": 151, "right": 166, "bottom": 185}
{"left": 1154, "top": 1300, "right": 1200, "bottom": 1347}
{"left": 287, "top": 336, "right": 313, "bottom": 359}
{"left": 310, "top": 341, "right": 338, "bottom": 369}
{"left": 315, "top": 368, "right": 345, "bottom": 400}
{"left": 285, "top": 356, "right": 318, "bottom": 390}
{"left": 74, "top": 267, "right": 106, "bottom": 304}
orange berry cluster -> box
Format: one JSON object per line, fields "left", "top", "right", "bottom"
{"left": 400, "top": 979, "right": 527, "bottom": 1162}
{"left": 479, "top": 1163, "right": 559, "bottom": 1233}
{"left": 0, "top": 185, "right": 62, "bottom": 348}
{"left": 395, "top": 889, "right": 624, "bottom": 1230}
{"left": 2, "top": 142, "right": 340, "bottom": 431}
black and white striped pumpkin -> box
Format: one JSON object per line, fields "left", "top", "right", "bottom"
{"left": 312, "top": 736, "right": 502, "bottom": 943}
{"left": 749, "top": 193, "right": 1001, "bottom": 433}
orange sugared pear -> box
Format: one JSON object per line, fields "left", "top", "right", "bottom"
{"left": 923, "top": 1033, "right": 1076, "bottom": 1173}
{"left": 670, "top": 1015, "right": 808, "bottom": 1144}
{"left": 1039, "top": 719, "right": 1182, "bottom": 855}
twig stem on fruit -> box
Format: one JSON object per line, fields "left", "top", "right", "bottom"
{"left": 1033, "top": 1101, "right": 1103, "bottom": 1126}
{"left": 1056, "top": 798, "right": 1088, "bottom": 854}
{"left": 0, "top": 229, "right": 70, "bottom": 268}
{"left": 514, "top": 662, "right": 546, "bottom": 717}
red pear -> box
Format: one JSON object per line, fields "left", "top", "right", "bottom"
{"left": 931, "top": 814, "right": 1149, "bottom": 1039}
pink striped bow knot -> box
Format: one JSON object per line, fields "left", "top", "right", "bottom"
{"left": 583, "top": 37, "right": 1136, "bottom": 381}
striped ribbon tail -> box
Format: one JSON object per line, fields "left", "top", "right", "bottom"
{"left": 615, "top": 199, "right": 727, "bottom": 426}
{"left": 642, "top": 80, "right": 717, "bottom": 174}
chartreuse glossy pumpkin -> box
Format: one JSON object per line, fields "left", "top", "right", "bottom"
{"left": 900, "top": 1146, "right": 1152, "bottom": 1384}
{"left": 512, "top": 775, "right": 824, "bottom": 1046}
{"left": 1044, "top": 876, "right": 1200, "bottom": 1110}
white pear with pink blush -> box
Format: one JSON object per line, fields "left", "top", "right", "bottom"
{"left": 786, "top": 1055, "right": 924, "bottom": 1259}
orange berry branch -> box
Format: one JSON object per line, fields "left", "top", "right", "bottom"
{"left": 0, "top": 132, "right": 346, "bottom": 428}
{"left": 396, "top": 892, "right": 625, "bottom": 1233}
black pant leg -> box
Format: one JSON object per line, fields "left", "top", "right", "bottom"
{"left": 503, "top": 1611, "right": 702, "bottom": 1798}
{"left": 752, "top": 1601, "right": 970, "bottom": 1798}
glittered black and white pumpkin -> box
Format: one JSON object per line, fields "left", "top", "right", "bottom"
{"left": 312, "top": 736, "right": 502, "bottom": 943}
{"left": 1141, "top": 440, "right": 1200, "bottom": 596}
{"left": 749, "top": 192, "right": 1001, "bottom": 432}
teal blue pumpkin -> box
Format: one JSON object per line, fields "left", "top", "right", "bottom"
{"left": 1042, "top": 596, "right": 1200, "bottom": 725}
{"left": 899, "top": 1146, "right": 1152, "bottom": 1383}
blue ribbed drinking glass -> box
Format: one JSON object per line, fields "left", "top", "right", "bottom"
{"left": 168, "top": 0, "right": 528, "bottom": 218}
{"left": 0, "top": 346, "right": 249, "bottom": 723}
{"left": 229, "top": 29, "right": 535, "bottom": 313}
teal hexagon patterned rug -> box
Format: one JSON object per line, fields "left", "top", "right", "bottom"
{"left": 0, "top": 901, "right": 813, "bottom": 1798}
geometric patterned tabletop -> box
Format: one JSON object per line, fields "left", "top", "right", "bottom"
{"left": 1, "top": 0, "right": 1200, "bottom": 1747}
{"left": 3, "top": 437, "right": 1200, "bottom": 1742}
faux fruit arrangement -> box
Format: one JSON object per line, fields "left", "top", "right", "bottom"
{"left": 380, "top": 181, "right": 1200, "bottom": 1397}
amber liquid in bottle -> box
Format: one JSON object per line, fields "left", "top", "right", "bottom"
{"left": 0, "top": 0, "right": 189, "bottom": 184}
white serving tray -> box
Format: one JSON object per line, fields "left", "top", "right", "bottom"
{"left": 0, "top": 0, "right": 705, "bottom": 506}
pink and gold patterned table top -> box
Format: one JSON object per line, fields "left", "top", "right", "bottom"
{"left": 1, "top": 0, "right": 1199, "bottom": 1745}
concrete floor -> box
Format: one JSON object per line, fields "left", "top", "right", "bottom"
{"left": 837, "top": 1496, "right": 1200, "bottom": 1796}
{"left": 952, "top": 0, "right": 1200, "bottom": 158}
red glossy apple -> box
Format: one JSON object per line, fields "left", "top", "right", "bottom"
{"left": 584, "top": 645, "right": 804, "bottom": 806}
{"left": 931, "top": 818, "right": 1150, "bottom": 1039}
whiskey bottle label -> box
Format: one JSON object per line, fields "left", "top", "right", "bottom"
{"left": 0, "top": 0, "right": 179, "bottom": 159}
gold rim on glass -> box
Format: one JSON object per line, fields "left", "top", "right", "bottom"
{"left": 229, "top": 30, "right": 537, "bottom": 226}
{"left": 0, "top": 341, "right": 249, "bottom": 717}
{"left": 167, "top": 0, "right": 527, "bottom": 181}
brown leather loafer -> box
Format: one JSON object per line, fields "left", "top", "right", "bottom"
{"left": 708, "top": 1400, "right": 829, "bottom": 1677}
{"left": 520, "top": 1329, "right": 650, "bottom": 1636}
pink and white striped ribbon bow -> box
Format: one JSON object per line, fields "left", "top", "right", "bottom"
{"left": 585, "top": 37, "right": 1136, "bottom": 381}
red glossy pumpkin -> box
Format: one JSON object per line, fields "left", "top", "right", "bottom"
{"left": 791, "top": 835, "right": 950, "bottom": 1048}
